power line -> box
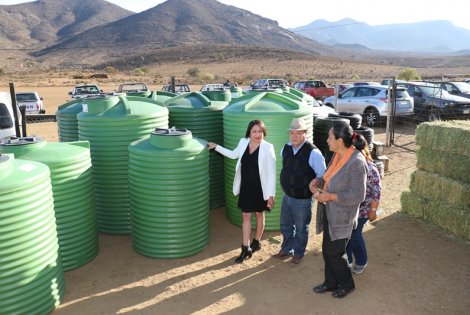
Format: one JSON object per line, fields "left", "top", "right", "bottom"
{"left": 292, "top": 22, "right": 363, "bottom": 33}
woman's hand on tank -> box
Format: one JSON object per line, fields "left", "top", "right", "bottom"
{"left": 207, "top": 142, "right": 217, "bottom": 150}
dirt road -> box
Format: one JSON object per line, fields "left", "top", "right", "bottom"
{"left": 50, "top": 125, "right": 469, "bottom": 315}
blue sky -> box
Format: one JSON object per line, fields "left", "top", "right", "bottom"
{"left": 1, "top": 0, "right": 469, "bottom": 30}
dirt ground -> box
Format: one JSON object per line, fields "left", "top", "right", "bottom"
{"left": 6, "top": 85, "right": 470, "bottom": 314}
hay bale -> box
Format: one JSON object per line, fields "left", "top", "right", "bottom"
{"left": 415, "top": 121, "right": 470, "bottom": 157}
{"left": 401, "top": 191, "right": 470, "bottom": 240}
{"left": 401, "top": 191, "right": 424, "bottom": 218}
{"left": 410, "top": 170, "right": 470, "bottom": 209}
{"left": 417, "top": 148, "right": 470, "bottom": 183}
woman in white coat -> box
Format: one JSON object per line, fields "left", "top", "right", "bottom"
{"left": 208, "top": 120, "right": 276, "bottom": 263}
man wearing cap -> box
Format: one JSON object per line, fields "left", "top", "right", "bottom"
{"left": 274, "top": 118, "right": 326, "bottom": 264}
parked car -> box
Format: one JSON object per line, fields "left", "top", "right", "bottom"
{"left": 292, "top": 80, "right": 335, "bottom": 100}
{"left": 434, "top": 81, "right": 470, "bottom": 99}
{"left": 323, "top": 85, "right": 414, "bottom": 127}
{"left": 353, "top": 82, "right": 381, "bottom": 86}
{"left": 117, "top": 82, "right": 148, "bottom": 95}
{"left": 250, "top": 78, "right": 289, "bottom": 89}
{"left": 311, "top": 97, "right": 337, "bottom": 122}
{"left": 16, "top": 91, "right": 45, "bottom": 114}
{"left": 402, "top": 82, "right": 470, "bottom": 121}
{"left": 0, "top": 91, "right": 21, "bottom": 139}
{"left": 200, "top": 84, "right": 225, "bottom": 91}
{"left": 380, "top": 79, "right": 406, "bottom": 87}
{"left": 162, "top": 84, "right": 190, "bottom": 94}
{"left": 331, "top": 83, "right": 353, "bottom": 94}
{"left": 69, "top": 84, "right": 103, "bottom": 99}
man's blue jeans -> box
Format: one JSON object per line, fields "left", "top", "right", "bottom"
{"left": 280, "top": 195, "right": 312, "bottom": 257}
{"left": 346, "top": 217, "right": 369, "bottom": 266}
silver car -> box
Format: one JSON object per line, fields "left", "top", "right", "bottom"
{"left": 323, "top": 85, "right": 414, "bottom": 127}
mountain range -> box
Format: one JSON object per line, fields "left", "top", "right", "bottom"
{"left": 292, "top": 18, "right": 470, "bottom": 53}
{"left": 0, "top": 0, "right": 469, "bottom": 72}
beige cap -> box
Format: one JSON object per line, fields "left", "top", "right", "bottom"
{"left": 288, "top": 118, "right": 308, "bottom": 131}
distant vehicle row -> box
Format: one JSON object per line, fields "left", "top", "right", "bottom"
{"left": 64, "top": 79, "right": 469, "bottom": 125}
{"left": 323, "top": 85, "right": 414, "bottom": 127}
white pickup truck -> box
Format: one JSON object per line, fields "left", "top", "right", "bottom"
{"left": 16, "top": 91, "right": 45, "bottom": 114}
{"left": 68, "top": 84, "right": 103, "bottom": 99}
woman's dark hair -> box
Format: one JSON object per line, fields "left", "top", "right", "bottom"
{"left": 353, "top": 134, "right": 373, "bottom": 161}
{"left": 245, "top": 119, "right": 267, "bottom": 138}
{"left": 331, "top": 122, "right": 354, "bottom": 147}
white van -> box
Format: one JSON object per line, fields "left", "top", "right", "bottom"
{"left": 0, "top": 92, "right": 20, "bottom": 139}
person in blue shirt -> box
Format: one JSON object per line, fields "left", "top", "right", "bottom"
{"left": 273, "top": 118, "right": 326, "bottom": 264}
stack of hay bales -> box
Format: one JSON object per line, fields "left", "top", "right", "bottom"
{"left": 401, "top": 120, "right": 470, "bottom": 240}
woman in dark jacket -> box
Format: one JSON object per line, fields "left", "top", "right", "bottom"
{"left": 309, "top": 122, "right": 368, "bottom": 298}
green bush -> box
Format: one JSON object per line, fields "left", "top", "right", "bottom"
{"left": 187, "top": 67, "right": 200, "bottom": 77}
{"left": 397, "top": 68, "right": 421, "bottom": 81}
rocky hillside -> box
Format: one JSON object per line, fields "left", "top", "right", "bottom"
{"left": 0, "top": 0, "right": 132, "bottom": 49}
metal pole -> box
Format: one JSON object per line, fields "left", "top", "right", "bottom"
{"left": 9, "top": 82, "right": 21, "bottom": 137}
{"left": 171, "top": 76, "right": 176, "bottom": 93}
{"left": 334, "top": 84, "right": 338, "bottom": 111}
{"left": 385, "top": 79, "right": 392, "bottom": 147}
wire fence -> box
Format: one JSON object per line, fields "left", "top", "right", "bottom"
{"left": 23, "top": 115, "right": 58, "bottom": 142}
{"left": 22, "top": 112, "right": 422, "bottom": 145}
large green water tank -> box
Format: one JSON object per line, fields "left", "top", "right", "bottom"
{"left": 149, "top": 91, "right": 177, "bottom": 104}
{"left": 283, "top": 86, "right": 314, "bottom": 106}
{"left": 202, "top": 89, "right": 232, "bottom": 102}
{"left": 129, "top": 128, "right": 210, "bottom": 258}
{"left": 0, "top": 155, "right": 65, "bottom": 314}
{"left": 0, "top": 137, "right": 97, "bottom": 271}
{"left": 78, "top": 95, "right": 169, "bottom": 234}
{"left": 230, "top": 86, "right": 244, "bottom": 99}
{"left": 56, "top": 98, "right": 84, "bottom": 142}
{"left": 166, "top": 92, "right": 227, "bottom": 209}
{"left": 223, "top": 92, "right": 314, "bottom": 230}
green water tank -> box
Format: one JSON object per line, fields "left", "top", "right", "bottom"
{"left": 0, "top": 137, "right": 97, "bottom": 271}
{"left": 223, "top": 92, "right": 314, "bottom": 230}
{"left": 129, "top": 128, "right": 210, "bottom": 258}
{"left": 56, "top": 98, "right": 84, "bottom": 142}
{"left": 230, "top": 86, "right": 244, "bottom": 99}
{"left": 202, "top": 89, "right": 232, "bottom": 102}
{"left": 0, "top": 155, "right": 65, "bottom": 314}
{"left": 149, "top": 90, "right": 177, "bottom": 104}
{"left": 166, "top": 92, "right": 228, "bottom": 209}
{"left": 283, "top": 87, "right": 314, "bottom": 106}
{"left": 78, "top": 95, "right": 169, "bottom": 234}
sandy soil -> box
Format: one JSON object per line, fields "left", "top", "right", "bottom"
{"left": 7, "top": 85, "right": 470, "bottom": 314}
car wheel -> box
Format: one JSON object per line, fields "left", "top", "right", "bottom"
{"left": 426, "top": 109, "right": 441, "bottom": 122}
{"left": 364, "top": 108, "right": 380, "bottom": 127}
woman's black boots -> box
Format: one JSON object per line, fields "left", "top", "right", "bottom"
{"left": 235, "top": 245, "right": 252, "bottom": 263}
{"left": 250, "top": 238, "right": 261, "bottom": 253}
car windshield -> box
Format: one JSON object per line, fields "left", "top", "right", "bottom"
{"left": 386, "top": 89, "right": 409, "bottom": 99}
{"left": 269, "top": 80, "right": 286, "bottom": 86}
{"left": 120, "top": 83, "right": 147, "bottom": 92}
{"left": 419, "top": 85, "right": 443, "bottom": 96}
{"left": 452, "top": 82, "right": 470, "bottom": 93}
{"left": 16, "top": 93, "right": 37, "bottom": 101}
{"left": 77, "top": 86, "right": 99, "bottom": 94}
